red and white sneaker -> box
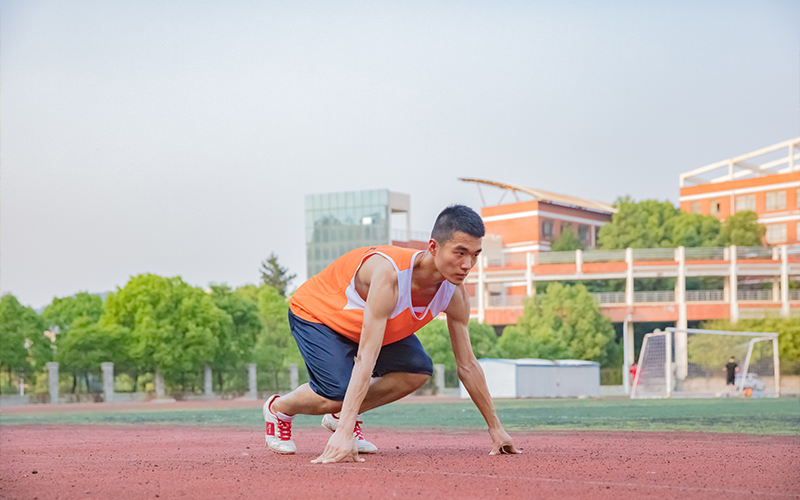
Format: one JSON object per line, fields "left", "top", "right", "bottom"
{"left": 263, "top": 394, "right": 296, "bottom": 454}
{"left": 321, "top": 413, "right": 378, "bottom": 453}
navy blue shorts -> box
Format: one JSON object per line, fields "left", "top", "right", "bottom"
{"left": 288, "top": 309, "right": 433, "bottom": 401}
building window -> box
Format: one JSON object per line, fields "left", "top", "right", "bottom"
{"left": 735, "top": 194, "right": 756, "bottom": 212}
{"left": 765, "top": 191, "right": 786, "bottom": 211}
{"left": 541, "top": 219, "right": 553, "bottom": 240}
{"left": 710, "top": 200, "right": 721, "bottom": 215}
{"left": 765, "top": 224, "right": 787, "bottom": 244}
{"left": 690, "top": 201, "right": 701, "bottom": 213}
{"left": 796, "top": 188, "right": 800, "bottom": 208}
{"left": 578, "top": 224, "right": 589, "bottom": 244}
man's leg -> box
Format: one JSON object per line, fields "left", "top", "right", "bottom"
{"left": 272, "top": 371, "right": 428, "bottom": 416}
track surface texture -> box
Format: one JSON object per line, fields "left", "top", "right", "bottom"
{"left": 2, "top": 425, "right": 798, "bottom": 500}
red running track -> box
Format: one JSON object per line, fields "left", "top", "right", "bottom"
{"left": 1, "top": 425, "right": 798, "bottom": 499}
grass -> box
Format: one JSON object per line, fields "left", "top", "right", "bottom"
{"left": 2, "top": 397, "right": 798, "bottom": 435}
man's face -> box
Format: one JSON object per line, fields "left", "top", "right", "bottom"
{"left": 431, "top": 231, "right": 482, "bottom": 285}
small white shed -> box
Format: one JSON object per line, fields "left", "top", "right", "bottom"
{"left": 459, "top": 358, "right": 600, "bottom": 398}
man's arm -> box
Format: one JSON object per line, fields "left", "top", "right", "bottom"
{"left": 312, "top": 257, "right": 397, "bottom": 464}
{"left": 445, "top": 285, "right": 520, "bottom": 455}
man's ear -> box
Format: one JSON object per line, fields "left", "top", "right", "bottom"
{"left": 428, "top": 238, "right": 439, "bottom": 256}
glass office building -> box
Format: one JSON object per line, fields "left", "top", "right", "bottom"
{"left": 305, "top": 189, "right": 412, "bottom": 277}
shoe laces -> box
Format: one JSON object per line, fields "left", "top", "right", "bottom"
{"left": 353, "top": 420, "right": 364, "bottom": 441}
{"left": 277, "top": 418, "right": 292, "bottom": 440}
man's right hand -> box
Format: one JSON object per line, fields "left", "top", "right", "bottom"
{"left": 311, "top": 428, "right": 363, "bottom": 464}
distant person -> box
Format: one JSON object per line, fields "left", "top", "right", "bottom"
{"left": 724, "top": 356, "right": 738, "bottom": 387}
{"left": 263, "top": 205, "right": 520, "bottom": 464}
{"left": 629, "top": 359, "right": 638, "bottom": 385}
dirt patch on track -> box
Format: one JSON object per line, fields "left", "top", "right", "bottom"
{"left": 2, "top": 425, "right": 797, "bottom": 499}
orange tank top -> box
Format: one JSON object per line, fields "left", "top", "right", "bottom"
{"left": 289, "top": 246, "right": 456, "bottom": 345}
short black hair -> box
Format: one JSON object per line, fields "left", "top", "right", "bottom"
{"left": 431, "top": 204, "right": 485, "bottom": 243}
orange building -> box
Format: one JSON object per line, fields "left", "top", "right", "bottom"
{"left": 679, "top": 138, "right": 800, "bottom": 245}
{"left": 460, "top": 178, "right": 616, "bottom": 255}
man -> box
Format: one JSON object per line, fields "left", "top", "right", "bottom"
{"left": 724, "top": 356, "right": 738, "bottom": 387}
{"left": 263, "top": 204, "right": 519, "bottom": 464}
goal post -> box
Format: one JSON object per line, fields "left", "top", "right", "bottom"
{"left": 630, "top": 328, "right": 780, "bottom": 399}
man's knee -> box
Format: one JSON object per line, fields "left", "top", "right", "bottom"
{"left": 406, "top": 372, "right": 430, "bottom": 391}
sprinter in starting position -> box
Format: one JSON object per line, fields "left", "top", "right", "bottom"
{"left": 264, "top": 204, "right": 520, "bottom": 463}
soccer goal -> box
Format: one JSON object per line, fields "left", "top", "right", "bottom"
{"left": 630, "top": 328, "right": 780, "bottom": 399}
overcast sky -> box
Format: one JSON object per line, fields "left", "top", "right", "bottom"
{"left": 2, "top": 0, "right": 798, "bottom": 309}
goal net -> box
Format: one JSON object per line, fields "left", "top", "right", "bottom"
{"left": 630, "top": 328, "right": 780, "bottom": 399}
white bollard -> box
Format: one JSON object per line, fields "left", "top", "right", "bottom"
{"left": 101, "top": 362, "right": 114, "bottom": 403}
{"left": 434, "top": 364, "right": 445, "bottom": 396}
{"left": 46, "top": 362, "right": 59, "bottom": 405}
{"left": 248, "top": 364, "right": 257, "bottom": 400}
{"left": 155, "top": 368, "right": 165, "bottom": 398}
{"left": 289, "top": 363, "right": 299, "bottom": 391}
{"left": 204, "top": 365, "right": 214, "bottom": 398}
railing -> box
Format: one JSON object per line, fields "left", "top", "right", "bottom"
{"left": 634, "top": 290, "right": 675, "bottom": 303}
{"left": 737, "top": 289, "right": 773, "bottom": 301}
{"left": 684, "top": 247, "right": 726, "bottom": 260}
{"left": 686, "top": 290, "right": 725, "bottom": 302}
{"left": 480, "top": 245, "right": 796, "bottom": 267}
{"left": 537, "top": 251, "right": 577, "bottom": 264}
{"left": 475, "top": 288, "right": 796, "bottom": 308}
{"left": 582, "top": 250, "right": 626, "bottom": 262}
{"left": 390, "top": 229, "right": 429, "bottom": 242}
{"left": 486, "top": 295, "right": 527, "bottom": 308}
{"left": 632, "top": 248, "right": 675, "bottom": 261}
{"left": 736, "top": 246, "right": 774, "bottom": 260}
{"left": 594, "top": 292, "right": 626, "bottom": 304}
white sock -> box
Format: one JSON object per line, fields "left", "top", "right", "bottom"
{"left": 276, "top": 411, "right": 294, "bottom": 422}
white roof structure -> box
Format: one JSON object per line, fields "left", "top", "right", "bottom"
{"left": 459, "top": 177, "right": 617, "bottom": 214}
{"left": 679, "top": 137, "right": 800, "bottom": 187}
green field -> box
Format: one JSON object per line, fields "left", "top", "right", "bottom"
{"left": 2, "top": 397, "right": 798, "bottom": 435}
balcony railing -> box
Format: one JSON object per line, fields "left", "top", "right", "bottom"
{"left": 737, "top": 289, "right": 773, "bottom": 301}
{"left": 686, "top": 290, "right": 725, "bottom": 302}
{"left": 472, "top": 288, "right": 794, "bottom": 308}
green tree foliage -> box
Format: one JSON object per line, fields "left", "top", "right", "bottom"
{"left": 598, "top": 197, "right": 765, "bottom": 249}
{"left": 209, "top": 284, "right": 262, "bottom": 373}
{"left": 701, "top": 318, "right": 800, "bottom": 374}
{"left": 259, "top": 253, "right": 296, "bottom": 297}
{"left": 716, "top": 211, "right": 765, "bottom": 247}
{"left": 416, "top": 319, "right": 499, "bottom": 372}
{"left": 54, "top": 317, "right": 133, "bottom": 384}
{"left": 42, "top": 292, "right": 103, "bottom": 334}
{"left": 670, "top": 212, "right": 721, "bottom": 248}
{"left": 598, "top": 197, "right": 679, "bottom": 249}
{"left": 550, "top": 228, "right": 584, "bottom": 251}
{"left": 497, "top": 283, "right": 618, "bottom": 366}
{"left": 0, "top": 294, "right": 50, "bottom": 380}
{"left": 100, "top": 275, "right": 227, "bottom": 387}
{"left": 252, "top": 285, "right": 300, "bottom": 389}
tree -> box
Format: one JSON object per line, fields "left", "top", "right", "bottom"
{"left": 597, "top": 197, "right": 679, "bottom": 249}
{"left": 0, "top": 294, "right": 50, "bottom": 388}
{"left": 550, "top": 228, "right": 584, "bottom": 252}
{"left": 54, "top": 317, "right": 133, "bottom": 392}
{"left": 669, "top": 212, "right": 721, "bottom": 248}
{"left": 415, "top": 319, "right": 499, "bottom": 386}
{"left": 252, "top": 285, "right": 299, "bottom": 390}
{"left": 497, "top": 283, "right": 617, "bottom": 365}
{"left": 208, "top": 284, "right": 262, "bottom": 389}
{"left": 42, "top": 292, "right": 104, "bottom": 334}
{"left": 717, "top": 211, "right": 765, "bottom": 247}
{"left": 259, "top": 253, "right": 296, "bottom": 297}
{"left": 100, "top": 274, "right": 227, "bottom": 390}
{"left": 597, "top": 197, "right": 765, "bottom": 250}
